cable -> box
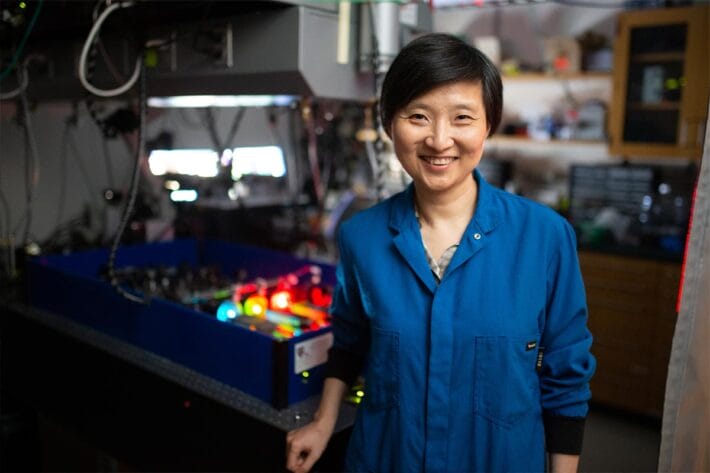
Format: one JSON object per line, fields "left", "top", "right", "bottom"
{"left": 78, "top": 2, "right": 141, "bottom": 97}
{"left": 106, "top": 56, "right": 146, "bottom": 305}
{"left": 0, "top": 67, "right": 28, "bottom": 100}
{"left": 102, "top": 136, "right": 115, "bottom": 189}
{"left": 0, "top": 0, "right": 44, "bottom": 82}
{"left": 18, "top": 71, "right": 40, "bottom": 247}
{"left": 55, "top": 122, "right": 71, "bottom": 231}
{"left": 223, "top": 108, "right": 246, "bottom": 152}
{"left": 0, "top": 54, "right": 46, "bottom": 101}
{"left": 67, "top": 128, "right": 101, "bottom": 205}
{"left": 367, "top": 3, "right": 388, "bottom": 202}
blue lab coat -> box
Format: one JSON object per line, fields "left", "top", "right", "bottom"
{"left": 330, "top": 170, "right": 596, "bottom": 472}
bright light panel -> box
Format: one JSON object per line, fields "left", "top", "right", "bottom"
{"left": 231, "top": 146, "right": 286, "bottom": 180}
{"left": 148, "top": 149, "right": 219, "bottom": 178}
{"left": 147, "top": 95, "right": 298, "bottom": 108}
{"left": 170, "top": 189, "right": 198, "bottom": 202}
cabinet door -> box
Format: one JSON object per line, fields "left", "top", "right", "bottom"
{"left": 579, "top": 251, "right": 681, "bottom": 417}
{"left": 609, "top": 5, "right": 709, "bottom": 159}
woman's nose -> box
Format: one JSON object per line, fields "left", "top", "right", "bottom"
{"left": 424, "top": 123, "right": 454, "bottom": 151}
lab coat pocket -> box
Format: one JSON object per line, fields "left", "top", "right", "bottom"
{"left": 363, "top": 328, "right": 399, "bottom": 411}
{"left": 473, "top": 335, "right": 541, "bottom": 428}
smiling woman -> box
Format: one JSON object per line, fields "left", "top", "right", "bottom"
{"left": 391, "top": 81, "right": 488, "bottom": 203}
{"left": 286, "top": 33, "right": 595, "bottom": 473}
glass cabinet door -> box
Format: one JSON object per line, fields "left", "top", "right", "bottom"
{"left": 623, "top": 23, "right": 686, "bottom": 144}
{"left": 609, "top": 5, "right": 708, "bottom": 159}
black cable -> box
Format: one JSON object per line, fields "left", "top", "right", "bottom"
{"left": 102, "top": 136, "right": 115, "bottom": 189}
{"left": 22, "top": 123, "right": 32, "bottom": 247}
{"left": 107, "top": 56, "right": 147, "bottom": 305}
{"left": 67, "top": 128, "right": 101, "bottom": 204}
{"left": 0, "top": 188, "right": 10, "bottom": 278}
{"left": 204, "top": 107, "right": 223, "bottom": 153}
{"left": 0, "top": 188, "right": 8, "bottom": 241}
{"left": 222, "top": 107, "right": 246, "bottom": 152}
{"left": 18, "top": 71, "right": 39, "bottom": 247}
{"left": 204, "top": 106, "right": 246, "bottom": 155}
{"left": 55, "top": 121, "right": 71, "bottom": 232}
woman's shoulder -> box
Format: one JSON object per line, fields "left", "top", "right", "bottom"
{"left": 340, "top": 190, "right": 403, "bottom": 229}
{"left": 490, "top": 186, "right": 569, "bottom": 228}
{"left": 486, "top": 186, "right": 576, "bottom": 251}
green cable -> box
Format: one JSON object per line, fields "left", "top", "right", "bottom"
{"left": 0, "top": 0, "right": 45, "bottom": 82}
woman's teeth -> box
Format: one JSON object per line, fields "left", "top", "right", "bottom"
{"left": 422, "top": 156, "right": 455, "bottom": 166}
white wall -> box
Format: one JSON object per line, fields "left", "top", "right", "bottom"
{"left": 0, "top": 101, "right": 294, "bottom": 245}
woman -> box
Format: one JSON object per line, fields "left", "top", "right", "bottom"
{"left": 286, "top": 33, "right": 595, "bottom": 473}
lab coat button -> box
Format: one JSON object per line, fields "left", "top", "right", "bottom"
{"left": 473, "top": 233, "right": 482, "bottom": 240}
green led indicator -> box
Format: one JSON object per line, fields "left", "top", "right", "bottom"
{"left": 302, "top": 371, "right": 310, "bottom": 378}
{"left": 356, "top": 390, "right": 364, "bottom": 397}
{"left": 666, "top": 78, "right": 679, "bottom": 90}
{"left": 19, "top": 2, "right": 27, "bottom": 8}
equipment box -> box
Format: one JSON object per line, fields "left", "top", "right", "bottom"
{"left": 27, "top": 239, "right": 335, "bottom": 409}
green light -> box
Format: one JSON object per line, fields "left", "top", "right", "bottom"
{"left": 19, "top": 1, "right": 27, "bottom": 8}
{"left": 665, "top": 78, "right": 679, "bottom": 90}
{"left": 356, "top": 390, "right": 364, "bottom": 397}
{"left": 302, "top": 371, "right": 310, "bottom": 378}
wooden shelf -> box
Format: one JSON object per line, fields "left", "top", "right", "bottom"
{"left": 630, "top": 52, "right": 685, "bottom": 63}
{"left": 627, "top": 101, "right": 681, "bottom": 111}
{"left": 489, "top": 136, "right": 607, "bottom": 147}
{"left": 502, "top": 72, "right": 612, "bottom": 81}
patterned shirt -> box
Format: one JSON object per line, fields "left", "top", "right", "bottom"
{"left": 414, "top": 206, "right": 459, "bottom": 281}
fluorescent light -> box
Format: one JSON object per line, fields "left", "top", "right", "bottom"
{"left": 164, "top": 180, "right": 180, "bottom": 191}
{"left": 147, "top": 95, "right": 299, "bottom": 108}
{"left": 231, "top": 146, "right": 286, "bottom": 180}
{"left": 170, "top": 189, "right": 198, "bottom": 202}
{"left": 148, "top": 149, "right": 219, "bottom": 178}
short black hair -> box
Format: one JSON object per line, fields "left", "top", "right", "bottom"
{"left": 380, "top": 33, "right": 503, "bottom": 137}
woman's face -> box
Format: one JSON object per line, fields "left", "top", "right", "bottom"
{"left": 390, "top": 80, "right": 489, "bottom": 198}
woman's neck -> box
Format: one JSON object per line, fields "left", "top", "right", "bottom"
{"left": 414, "top": 176, "right": 478, "bottom": 230}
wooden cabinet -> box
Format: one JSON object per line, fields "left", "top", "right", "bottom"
{"left": 608, "top": 5, "right": 709, "bottom": 159}
{"left": 578, "top": 251, "right": 681, "bottom": 417}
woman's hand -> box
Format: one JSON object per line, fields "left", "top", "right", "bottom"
{"left": 286, "top": 418, "right": 334, "bottom": 473}
{"left": 285, "top": 378, "right": 348, "bottom": 473}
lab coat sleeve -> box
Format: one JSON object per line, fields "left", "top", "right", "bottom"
{"left": 539, "top": 219, "right": 597, "bottom": 454}
{"left": 323, "top": 225, "right": 370, "bottom": 386}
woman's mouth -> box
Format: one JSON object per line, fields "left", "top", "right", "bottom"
{"left": 420, "top": 156, "right": 457, "bottom": 166}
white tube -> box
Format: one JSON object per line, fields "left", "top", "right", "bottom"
{"left": 337, "top": 1, "right": 351, "bottom": 65}
{"left": 78, "top": 2, "right": 141, "bottom": 97}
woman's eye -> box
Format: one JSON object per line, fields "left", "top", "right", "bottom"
{"left": 409, "top": 113, "right": 427, "bottom": 121}
{"left": 456, "top": 114, "right": 474, "bottom": 121}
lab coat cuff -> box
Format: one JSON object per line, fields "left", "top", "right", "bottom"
{"left": 324, "top": 347, "right": 364, "bottom": 386}
{"left": 544, "top": 413, "right": 586, "bottom": 454}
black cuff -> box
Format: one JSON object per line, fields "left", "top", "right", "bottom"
{"left": 543, "top": 414, "right": 586, "bottom": 454}
{"left": 323, "top": 347, "right": 365, "bottom": 387}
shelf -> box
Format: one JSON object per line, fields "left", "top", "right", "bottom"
{"left": 630, "top": 52, "right": 685, "bottom": 63}
{"left": 627, "top": 102, "right": 681, "bottom": 111}
{"left": 489, "top": 136, "right": 607, "bottom": 147}
{"left": 502, "top": 72, "right": 612, "bottom": 81}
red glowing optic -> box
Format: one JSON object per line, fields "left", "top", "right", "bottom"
{"left": 309, "top": 286, "right": 332, "bottom": 307}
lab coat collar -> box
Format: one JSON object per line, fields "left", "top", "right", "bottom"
{"left": 388, "top": 169, "right": 500, "bottom": 292}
